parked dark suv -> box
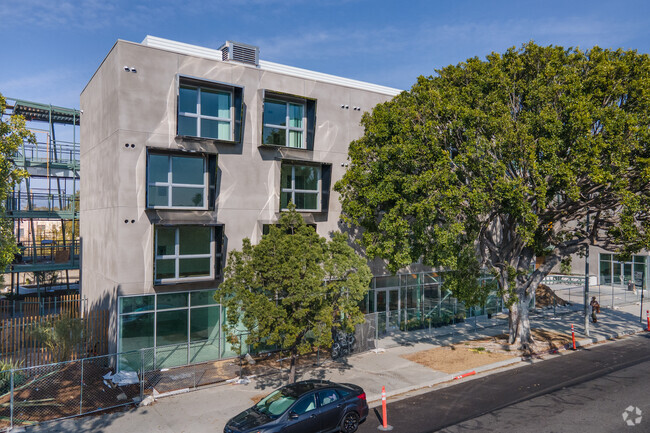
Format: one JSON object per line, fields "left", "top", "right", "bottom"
{"left": 224, "top": 380, "right": 368, "bottom": 433}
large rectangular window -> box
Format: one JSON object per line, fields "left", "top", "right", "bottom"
{"left": 281, "top": 163, "right": 321, "bottom": 211}
{"left": 263, "top": 99, "right": 305, "bottom": 148}
{"left": 155, "top": 225, "right": 219, "bottom": 284}
{"left": 178, "top": 84, "right": 233, "bottom": 141}
{"left": 117, "top": 290, "right": 222, "bottom": 371}
{"left": 148, "top": 153, "right": 208, "bottom": 209}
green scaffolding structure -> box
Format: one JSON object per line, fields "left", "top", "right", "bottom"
{"left": 3, "top": 98, "right": 81, "bottom": 297}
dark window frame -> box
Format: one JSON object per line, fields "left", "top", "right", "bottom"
{"left": 177, "top": 75, "right": 244, "bottom": 144}
{"left": 146, "top": 149, "right": 218, "bottom": 211}
{"left": 153, "top": 224, "right": 225, "bottom": 285}
{"left": 261, "top": 90, "right": 316, "bottom": 150}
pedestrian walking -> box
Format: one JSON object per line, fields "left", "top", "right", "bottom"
{"left": 590, "top": 296, "right": 600, "bottom": 323}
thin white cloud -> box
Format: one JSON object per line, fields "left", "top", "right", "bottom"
{"left": 1, "top": 69, "right": 84, "bottom": 108}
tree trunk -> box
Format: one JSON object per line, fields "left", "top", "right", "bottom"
{"left": 507, "top": 290, "right": 534, "bottom": 350}
{"left": 288, "top": 350, "right": 297, "bottom": 383}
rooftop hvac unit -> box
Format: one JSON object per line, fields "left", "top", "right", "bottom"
{"left": 219, "top": 41, "right": 259, "bottom": 66}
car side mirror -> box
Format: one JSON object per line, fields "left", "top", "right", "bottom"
{"left": 289, "top": 411, "right": 299, "bottom": 419}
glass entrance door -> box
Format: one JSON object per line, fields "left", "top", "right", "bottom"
{"left": 623, "top": 263, "right": 633, "bottom": 286}
{"left": 375, "top": 289, "right": 400, "bottom": 332}
{"left": 613, "top": 262, "right": 622, "bottom": 285}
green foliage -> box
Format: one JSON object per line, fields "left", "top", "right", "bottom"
{"left": 217, "top": 204, "right": 371, "bottom": 361}
{"left": 336, "top": 43, "right": 650, "bottom": 342}
{"left": 0, "top": 93, "right": 32, "bottom": 271}
{"left": 0, "top": 359, "right": 23, "bottom": 395}
{"left": 29, "top": 314, "right": 84, "bottom": 363}
{"left": 560, "top": 257, "right": 572, "bottom": 274}
{"left": 32, "top": 270, "right": 59, "bottom": 287}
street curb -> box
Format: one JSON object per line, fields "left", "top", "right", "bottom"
{"left": 365, "top": 324, "right": 645, "bottom": 406}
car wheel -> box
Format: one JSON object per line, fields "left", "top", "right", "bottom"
{"left": 340, "top": 411, "right": 360, "bottom": 433}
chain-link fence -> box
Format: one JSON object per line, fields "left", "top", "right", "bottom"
{"left": 544, "top": 283, "right": 646, "bottom": 310}
{"left": 0, "top": 338, "right": 247, "bottom": 431}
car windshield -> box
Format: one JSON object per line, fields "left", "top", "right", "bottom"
{"left": 255, "top": 389, "right": 297, "bottom": 417}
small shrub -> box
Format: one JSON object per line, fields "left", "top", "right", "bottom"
{"left": 0, "top": 359, "right": 23, "bottom": 395}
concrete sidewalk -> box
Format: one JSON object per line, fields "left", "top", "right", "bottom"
{"left": 21, "top": 302, "right": 648, "bottom": 433}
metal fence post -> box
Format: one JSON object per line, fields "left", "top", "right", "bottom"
{"left": 10, "top": 369, "right": 14, "bottom": 430}
{"left": 140, "top": 349, "right": 145, "bottom": 401}
{"left": 80, "top": 359, "right": 84, "bottom": 415}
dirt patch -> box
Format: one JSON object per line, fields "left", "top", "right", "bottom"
{"left": 0, "top": 361, "right": 140, "bottom": 428}
{"left": 402, "top": 328, "right": 573, "bottom": 374}
{"left": 403, "top": 345, "right": 515, "bottom": 373}
{"left": 536, "top": 284, "right": 569, "bottom": 307}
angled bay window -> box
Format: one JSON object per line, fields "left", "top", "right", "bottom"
{"left": 262, "top": 91, "right": 316, "bottom": 149}
{"left": 177, "top": 76, "right": 243, "bottom": 143}
{"left": 154, "top": 225, "right": 224, "bottom": 284}
{"left": 147, "top": 152, "right": 217, "bottom": 210}
{"left": 281, "top": 163, "right": 321, "bottom": 211}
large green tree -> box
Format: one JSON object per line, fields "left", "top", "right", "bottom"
{"left": 1, "top": 93, "right": 31, "bottom": 271}
{"left": 335, "top": 43, "right": 650, "bottom": 349}
{"left": 217, "top": 205, "right": 371, "bottom": 382}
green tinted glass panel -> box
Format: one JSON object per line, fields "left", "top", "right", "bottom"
{"left": 281, "top": 191, "right": 291, "bottom": 209}
{"left": 172, "top": 156, "right": 204, "bottom": 185}
{"left": 634, "top": 255, "right": 646, "bottom": 264}
{"left": 171, "top": 187, "right": 204, "bottom": 207}
{"left": 202, "top": 119, "right": 230, "bottom": 140}
{"left": 178, "top": 115, "right": 197, "bottom": 136}
{"left": 295, "top": 192, "right": 318, "bottom": 210}
{"left": 281, "top": 165, "right": 293, "bottom": 188}
{"left": 179, "top": 258, "right": 211, "bottom": 278}
{"left": 289, "top": 103, "right": 303, "bottom": 128}
{"left": 156, "top": 227, "right": 175, "bottom": 256}
{"left": 190, "top": 306, "right": 220, "bottom": 341}
{"left": 202, "top": 89, "right": 230, "bottom": 118}
{"left": 148, "top": 185, "right": 169, "bottom": 207}
{"left": 191, "top": 290, "right": 219, "bottom": 306}
{"left": 190, "top": 338, "right": 220, "bottom": 364}
{"left": 119, "top": 295, "right": 155, "bottom": 314}
{"left": 179, "top": 86, "right": 198, "bottom": 114}
{"left": 148, "top": 154, "right": 169, "bottom": 183}
{"left": 264, "top": 100, "right": 286, "bottom": 126}
{"left": 155, "top": 259, "right": 175, "bottom": 280}
{"left": 156, "top": 309, "right": 188, "bottom": 346}
{"left": 179, "top": 226, "right": 211, "bottom": 255}
{"left": 288, "top": 130, "right": 303, "bottom": 148}
{"left": 263, "top": 126, "right": 285, "bottom": 145}
{"left": 157, "top": 292, "right": 188, "bottom": 309}
{"left": 294, "top": 166, "right": 318, "bottom": 190}
{"left": 119, "top": 312, "right": 154, "bottom": 371}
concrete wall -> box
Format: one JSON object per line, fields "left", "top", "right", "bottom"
{"left": 80, "top": 39, "right": 397, "bottom": 349}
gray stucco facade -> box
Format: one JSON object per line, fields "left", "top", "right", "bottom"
{"left": 80, "top": 36, "right": 400, "bottom": 355}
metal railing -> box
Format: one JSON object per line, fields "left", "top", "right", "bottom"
{"left": 14, "top": 140, "right": 79, "bottom": 166}
{"left": 6, "top": 190, "right": 78, "bottom": 214}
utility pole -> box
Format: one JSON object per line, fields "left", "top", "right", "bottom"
{"left": 584, "top": 213, "right": 590, "bottom": 337}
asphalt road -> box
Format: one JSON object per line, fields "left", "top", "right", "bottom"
{"left": 358, "top": 333, "right": 650, "bottom": 433}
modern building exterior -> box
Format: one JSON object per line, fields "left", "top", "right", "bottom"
{"left": 80, "top": 36, "right": 650, "bottom": 371}
{"left": 80, "top": 36, "right": 402, "bottom": 368}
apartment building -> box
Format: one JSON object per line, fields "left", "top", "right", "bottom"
{"left": 80, "top": 36, "right": 401, "bottom": 368}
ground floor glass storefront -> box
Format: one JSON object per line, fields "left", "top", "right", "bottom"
{"left": 361, "top": 271, "right": 500, "bottom": 333}
{"left": 117, "top": 289, "right": 241, "bottom": 371}
{"left": 599, "top": 254, "right": 648, "bottom": 288}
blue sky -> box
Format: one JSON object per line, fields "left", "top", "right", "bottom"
{"left": 2, "top": 0, "right": 650, "bottom": 109}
